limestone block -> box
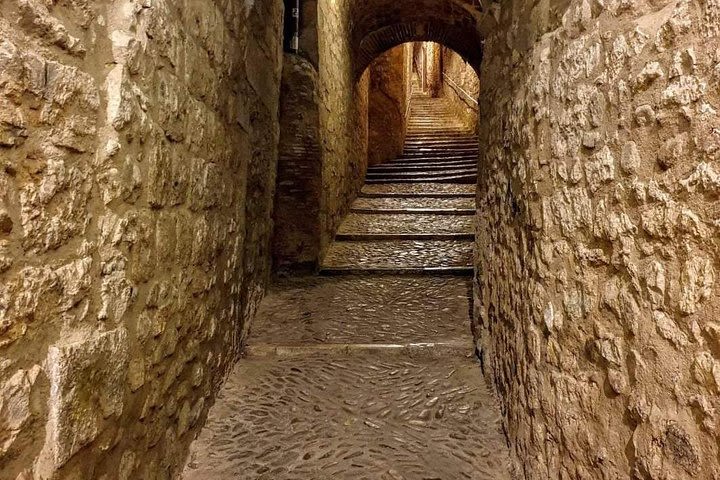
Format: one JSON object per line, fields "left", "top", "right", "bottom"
{"left": 680, "top": 255, "right": 715, "bottom": 315}
{"left": 620, "top": 141, "right": 641, "bottom": 174}
{"left": 40, "top": 328, "right": 129, "bottom": 470}
{"left": 0, "top": 365, "right": 41, "bottom": 456}
{"left": 585, "top": 146, "right": 615, "bottom": 192}
{"left": 652, "top": 310, "right": 689, "bottom": 349}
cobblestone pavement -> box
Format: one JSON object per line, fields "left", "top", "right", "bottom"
{"left": 248, "top": 276, "right": 472, "bottom": 345}
{"left": 323, "top": 239, "right": 474, "bottom": 271}
{"left": 183, "top": 96, "right": 511, "bottom": 480}
{"left": 183, "top": 353, "right": 511, "bottom": 480}
{"left": 361, "top": 183, "right": 475, "bottom": 195}
{"left": 352, "top": 196, "right": 474, "bottom": 210}
{"left": 338, "top": 213, "right": 474, "bottom": 235}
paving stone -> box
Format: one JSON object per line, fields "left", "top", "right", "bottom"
{"left": 249, "top": 276, "right": 472, "bottom": 346}
{"left": 182, "top": 352, "right": 511, "bottom": 480}
{"left": 322, "top": 239, "right": 474, "bottom": 270}
{"left": 337, "top": 213, "right": 475, "bottom": 235}
{"left": 352, "top": 196, "right": 475, "bottom": 210}
{"left": 361, "top": 183, "right": 475, "bottom": 195}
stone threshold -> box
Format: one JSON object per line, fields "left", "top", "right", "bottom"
{"left": 243, "top": 341, "right": 475, "bottom": 358}
{"left": 334, "top": 232, "right": 473, "bottom": 241}
{"left": 349, "top": 207, "right": 475, "bottom": 215}
{"left": 319, "top": 266, "right": 474, "bottom": 276}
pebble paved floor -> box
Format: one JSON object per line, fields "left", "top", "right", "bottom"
{"left": 182, "top": 94, "right": 512, "bottom": 479}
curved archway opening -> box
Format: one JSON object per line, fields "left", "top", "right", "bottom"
{"left": 350, "top": 0, "right": 485, "bottom": 79}
{"left": 364, "top": 41, "right": 480, "bottom": 168}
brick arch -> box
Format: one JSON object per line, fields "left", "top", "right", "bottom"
{"left": 350, "top": 0, "right": 485, "bottom": 78}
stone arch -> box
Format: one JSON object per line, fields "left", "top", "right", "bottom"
{"left": 350, "top": 0, "right": 486, "bottom": 78}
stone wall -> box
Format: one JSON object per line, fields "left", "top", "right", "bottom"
{"left": 368, "top": 45, "right": 412, "bottom": 166}
{"left": 318, "top": 0, "right": 369, "bottom": 253}
{"left": 476, "top": 0, "right": 720, "bottom": 477}
{"left": 0, "top": 0, "right": 283, "bottom": 478}
{"left": 425, "top": 43, "right": 443, "bottom": 97}
{"left": 300, "top": 0, "right": 319, "bottom": 67}
{"left": 273, "top": 54, "right": 322, "bottom": 271}
{"left": 441, "top": 48, "right": 479, "bottom": 130}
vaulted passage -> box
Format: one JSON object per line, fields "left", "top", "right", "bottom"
{"left": 2, "top": 0, "right": 720, "bottom": 479}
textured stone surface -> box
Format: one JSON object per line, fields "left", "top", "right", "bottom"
{"left": 273, "top": 54, "right": 322, "bottom": 271}
{"left": 338, "top": 213, "right": 474, "bottom": 235}
{"left": 361, "top": 183, "right": 475, "bottom": 195}
{"left": 476, "top": 0, "right": 720, "bottom": 477}
{"left": 318, "top": 0, "right": 370, "bottom": 255}
{"left": 353, "top": 196, "right": 475, "bottom": 210}
{"left": 350, "top": 0, "right": 486, "bottom": 77}
{"left": 249, "top": 276, "right": 472, "bottom": 345}
{"left": 183, "top": 351, "right": 510, "bottom": 480}
{"left": 0, "top": 1, "right": 283, "bottom": 477}
{"left": 368, "top": 45, "right": 413, "bottom": 166}
{"left": 324, "top": 239, "right": 473, "bottom": 270}
{"left": 441, "top": 47, "right": 479, "bottom": 130}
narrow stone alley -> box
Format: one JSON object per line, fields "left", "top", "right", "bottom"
{"left": 181, "top": 94, "right": 511, "bottom": 479}
{"left": 5, "top": 0, "right": 720, "bottom": 478}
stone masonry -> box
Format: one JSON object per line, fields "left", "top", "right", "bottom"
{"left": 368, "top": 45, "right": 413, "bottom": 166}
{"left": 4, "top": 0, "right": 720, "bottom": 479}
{"left": 477, "top": 0, "right": 720, "bottom": 478}
{"left": 0, "top": 1, "right": 283, "bottom": 478}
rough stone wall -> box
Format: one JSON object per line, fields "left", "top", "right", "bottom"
{"left": 273, "top": 54, "right": 322, "bottom": 271}
{"left": 441, "top": 48, "right": 479, "bottom": 130}
{"left": 318, "top": 0, "right": 369, "bottom": 252}
{"left": 0, "top": 1, "right": 283, "bottom": 478}
{"left": 425, "top": 43, "right": 443, "bottom": 97}
{"left": 368, "top": 45, "right": 411, "bottom": 166}
{"left": 412, "top": 42, "right": 443, "bottom": 95}
{"left": 476, "top": 0, "right": 720, "bottom": 478}
{"left": 300, "top": 0, "right": 319, "bottom": 67}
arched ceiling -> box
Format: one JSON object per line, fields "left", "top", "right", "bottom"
{"left": 350, "top": 0, "right": 492, "bottom": 77}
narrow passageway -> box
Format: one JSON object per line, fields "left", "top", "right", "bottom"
{"left": 182, "top": 91, "right": 512, "bottom": 479}
{"left": 322, "top": 92, "right": 478, "bottom": 275}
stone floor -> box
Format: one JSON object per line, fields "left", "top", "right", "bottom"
{"left": 182, "top": 95, "right": 512, "bottom": 479}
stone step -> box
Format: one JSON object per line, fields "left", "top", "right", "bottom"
{"left": 335, "top": 232, "right": 475, "bottom": 241}
{"left": 350, "top": 206, "right": 475, "bottom": 215}
{"left": 406, "top": 126, "right": 467, "bottom": 130}
{"left": 248, "top": 275, "right": 473, "bottom": 346}
{"left": 384, "top": 159, "right": 477, "bottom": 168}
{"left": 364, "top": 174, "right": 477, "bottom": 184}
{"left": 365, "top": 168, "right": 477, "bottom": 180}
{"left": 367, "top": 162, "right": 477, "bottom": 172}
{"left": 403, "top": 144, "right": 478, "bottom": 151}
{"left": 405, "top": 130, "right": 474, "bottom": 135}
{"left": 404, "top": 139, "right": 478, "bottom": 146}
{"left": 396, "top": 153, "right": 477, "bottom": 161}
{"left": 352, "top": 196, "right": 475, "bottom": 210}
{"left": 403, "top": 139, "right": 477, "bottom": 145}
{"left": 403, "top": 142, "right": 480, "bottom": 152}
{"left": 320, "top": 265, "right": 474, "bottom": 275}
{"left": 321, "top": 239, "right": 474, "bottom": 271}
{"left": 405, "top": 134, "right": 476, "bottom": 139}
{"left": 337, "top": 212, "right": 475, "bottom": 236}
{"left": 400, "top": 156, "right": 478, "bottom": 163}
{"left": 360, "top": 183, "right": 475, "bottom": 196}
{"left": 403, "top": 148, "right": 478, "bottom": 155}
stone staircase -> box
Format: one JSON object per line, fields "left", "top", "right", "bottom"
{"left": 182, "top": 95, "right": 511, "bottom": 480}
{"left": 365, "top": 95, "right": 478, "bottom": 184}
{"left": 321, "top": 94, "right": 477, "bottom": 275}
